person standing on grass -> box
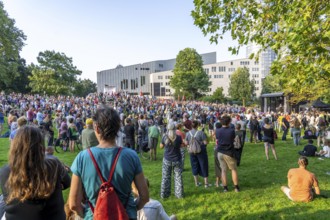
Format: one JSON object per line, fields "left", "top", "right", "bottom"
{"left": 216, "top": 115, "right": 240, "bottom": 192}
{"left": 291, "top": 116, "right": 302, "bottom": 146}
{"left": 81, "top": 118, "right": 98, "bottom": 149}
{"left": 176, "top": 123, "right": 187, "bottom": 170}
{"left": 69, "top": 106, "right": 149, "bottom": 219}
{"left": 0, "top": 126, "right": 71, "bottom": 220}
{"left": 148, "top": 120, "right": 160, "bottom": 161}
{"left": 160, "top": 122, "right": 183, "bottom": 199}
{"left": 0, "top": 109, "right": 4, "bottom": 136}
{"left": 281, "top": 156, "right": 320, "bottom": 202}
{"left": 281, "top": 114, "right": 290, "bottom": 141}
{"left": 262, "top": 118, "right": 278, "bottom": 160}
{"left": 185, "top": 121, "right": 211, "bottom": 188}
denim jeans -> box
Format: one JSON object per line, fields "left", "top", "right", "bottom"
{"left": 292, "top": 128, "right": 301, "bottom": 145}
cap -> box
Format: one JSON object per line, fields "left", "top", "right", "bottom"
{"left": 86, "top": 118, "right": 93, "bottom": 125}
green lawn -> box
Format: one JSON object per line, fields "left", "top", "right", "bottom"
{"left": 0, "top": 128, "right": 329, "bottom": 220}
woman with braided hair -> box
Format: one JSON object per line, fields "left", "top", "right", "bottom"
{"left": 281, "top": 156, "right": 320, "bottom": 202}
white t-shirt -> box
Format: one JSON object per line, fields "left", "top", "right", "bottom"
{"left": 322, "top": 145, "right": 330, "bottom": 158}
{"left": 137, "top": 199, "right": 172, "bottom": 220}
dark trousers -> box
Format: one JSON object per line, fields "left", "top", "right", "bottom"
{"left": 282, "top": 129, "right": 288, "bottom": 140}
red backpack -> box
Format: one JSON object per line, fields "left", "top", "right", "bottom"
{"left": 87, "top": 147, "right": 129, "bottom": 220}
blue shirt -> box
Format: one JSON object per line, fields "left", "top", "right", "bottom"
{"left": 0, "top": 112, "right": 4, "bottom": 124}
{"left": 71, "top": 147, "right": 142, "bottom": 220}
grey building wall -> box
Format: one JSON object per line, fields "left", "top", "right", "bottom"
{"left": 97, "top": 52, "right": 216, "bottom": 94}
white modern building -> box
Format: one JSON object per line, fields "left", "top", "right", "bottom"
{"left": 97, "top": 50, "right": 272, "bottom": 98}
{"left": 97, "top": 52, "right": 216, "bottom": 95}
{"left": 246, "top": 43, "right": 276, "bottom": 78}
{"left": 150, "top": 58, "right": 263, "bottom": 97}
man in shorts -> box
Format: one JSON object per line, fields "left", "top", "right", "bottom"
{"left": 281, "top": 156, "right": 320, "bottom": 202}
{"left": 216, "top": 115, "right": 240, "bottom": 192}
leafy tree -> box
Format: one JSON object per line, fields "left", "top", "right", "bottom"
{"left": 261, "top": 74, "right": 283, "bottom": 94}
{"left": 228, "top": 67, "right": 255, "bottom": 106}
{"left": 170, "top": 48, "right": 211, "bottom": 99}
{"left": 29, "top": 50, "right": 82, "bottom": 95}
{"left": 212, "top": 87, "right": 226, "bottom": 103}
{"left": 192, "top": 0, "right": 330, "bottom": 102}
{"left": 0, "top": 1, "right": 26, "bottom": 91}
{"left": 8, "top": 58, "right": 32, "bottom": 93}
{"left": 73, "top": 79, "right": 97, "bottom": 97}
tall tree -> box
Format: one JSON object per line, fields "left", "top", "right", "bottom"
{"left": 212, "top": 87, "right": 226, "bottom": 103}
{"left": 228, "top": 67, "right": 255, "bottom": 106}
{"left": 29, "top": 50, "right": 82, "bottom": 95}
{"left": 170, "top": 48, "right": 211, "bottom": 99}
{"left": 73, "top": 79, "right": 97, "bottom": 97}
{"left": 192, "top": 0, "right": 330, "bottom": 102}
{"left": 7, "top": 58, "right": 32, "bottom": 93}
{"left": 261, "top": 74, "right": 283, "bottom": 94}
{"left": 0, "top": 1, "right": 26, "bottom": 91}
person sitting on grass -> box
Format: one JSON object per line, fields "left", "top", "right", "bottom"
{"left": 298, "top": 140, "right": 317, "bottom": 157}
{"left": 132, "top": 178, "right": 177, "bottom": 220}
{"left": 281, "top": 156, "right": 320, "bottom": 202}
{"left": 316, "top": 140, "right": 330, "bottom": 158}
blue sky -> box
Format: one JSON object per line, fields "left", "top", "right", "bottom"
{"left": 3, "top": 0, "right": 245, "bottom": 82}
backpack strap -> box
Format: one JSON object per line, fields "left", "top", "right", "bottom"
{"left": 87, "top": 147, "right": 123, "bottom": 213}
{"left": 87, "top": 147, "right": 122, "bottom": 183}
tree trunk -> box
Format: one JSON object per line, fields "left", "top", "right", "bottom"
{"left": 242, "top": 98, "right": 246, "bottom": 107}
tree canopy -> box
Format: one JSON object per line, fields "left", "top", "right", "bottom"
{"left": 228, "top": 67, "right": 255, "bottom": 106}
{"left": 73, "top": 79, "right": 97, "bottom": 97}
{"left": 261, "top": 74, "right": 283, "bottom": 94}
{"left": 29, "top": 50, "right": 82, "bottom": 95}
{"left": 0, "top": 1, "right": 26, "bottom": 91}
{"left": 170, "top": 48, "right": 211, "bottom": 99}
{"left": 192, "top": 0, "right": 330, "bottom": 102}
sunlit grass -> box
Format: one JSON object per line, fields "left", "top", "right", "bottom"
{"left": 0, "top": 123, "right": 329, "bottom": 219}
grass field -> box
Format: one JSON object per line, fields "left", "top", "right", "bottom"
{"left": 0, "top": 126, "right": 329, "bottom": 220}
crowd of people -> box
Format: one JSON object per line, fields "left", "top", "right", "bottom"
{"left": 0, "top": 91, "right": 329, "bottom": 219}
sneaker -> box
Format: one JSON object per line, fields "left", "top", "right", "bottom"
{"left": 235, "top": 188, "right": 240, "bottom": 193}
{"left": 204, "top": 183, "right": 212, "bottom": 188}
{"left": 195, "top": 182, "right": 202, "bottom": 187}
{"left": 223, "top": 186, "right": 228, "bottom": 192}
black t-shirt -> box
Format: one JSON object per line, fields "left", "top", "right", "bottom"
{"left": 124, "top": 124, "right": 135, "bottom": 140}
{"left": 162, "top": 135, "right": 182, "bottom": 162}
{"left": 303, "top": 144, "right": 317, "bottom": 156}
{"left": 216, "top": 126, "right": 235, "bottom": 156}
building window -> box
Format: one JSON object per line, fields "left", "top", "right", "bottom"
{"left": 158, "top": 76, "right": 163, "bottom": 79}
{"left": 231, "top": 62, "right": 233, "bottom": 65}
{"left": 140, "top": 76, "right": 145, "bottom": 86}
{"left": 211, "top": 67, "right": 217, "bottom": 72}
{"left": 136, "top": 78, "right": 138, "bottom": 88}
{"left": 165, "top": 89, "right": 171, "bottom": 92}
{"left": 219, "top": 66, "right": 226, "bottom": 72}
{"left": 209, "top": 88, "right": 212, "bottom": 92}
{"left": 160, "top": 82, "right": 163, "bottom": 86}
{"left": 159, "top": 64, "right": 163, "bottom": 68}
{"left": 228, "top": 68, "right": 235, "bottom": 72}
{"left": 165, "top": 82, "right": 170, "bottom": 86}
{"left": 240, "top": 61, "right": 250, "bottom": 65}
{"left": 214, "top": 75, "right": 224, "bottom": 79}
{"left": 208, "top": 75, "right": 212, "bottom": 78}
{"left": 204, "top": 68, "right": 209, "bottom": 74}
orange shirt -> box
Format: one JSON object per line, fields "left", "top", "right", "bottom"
{"left": 288, "top": 168, "right": 319, "bottom": 202}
